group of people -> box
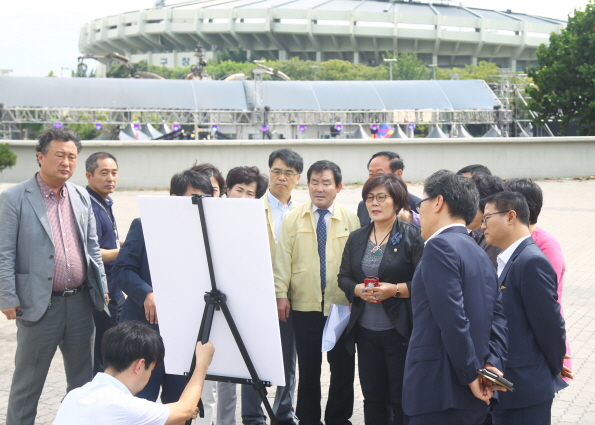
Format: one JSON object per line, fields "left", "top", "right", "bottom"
{"left": 0, "top": 127, "right": 573, "bottom": 425}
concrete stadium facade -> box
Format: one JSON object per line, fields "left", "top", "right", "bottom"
{"left": 79, "top": 0, "right": 565, "bottom": 72}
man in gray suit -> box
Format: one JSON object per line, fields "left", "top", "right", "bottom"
{"left": 0, "top": 127, "right": 108, "bottom": 425}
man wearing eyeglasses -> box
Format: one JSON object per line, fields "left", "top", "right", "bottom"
{"left": 482, "top": 192, "right": 567, "bottom": 425}
{"left": 403, "top": 170, "right": 507, "bottom": 425}
{"left": 239, "top": 149, "right": 304, "bottom": 425}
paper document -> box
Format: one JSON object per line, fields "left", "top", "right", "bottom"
{"left": 322, "top": 304, "right": 351, "bottom": 352}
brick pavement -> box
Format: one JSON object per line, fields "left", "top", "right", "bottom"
{"left": 1, "top": 180, "right": 594, "bottom": 424}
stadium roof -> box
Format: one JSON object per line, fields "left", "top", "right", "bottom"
{"left": 0, "top": 77, "right": 499, "bottom": 111}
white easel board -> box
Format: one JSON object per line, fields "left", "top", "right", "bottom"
{"left": 138, "top": 196, "right": 284, "bottom": 386}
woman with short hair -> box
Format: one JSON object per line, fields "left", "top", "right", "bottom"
{"left": 338, "top": 173, "right": 424, "bottom": 425}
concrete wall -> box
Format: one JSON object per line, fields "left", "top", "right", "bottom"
{"left": 2, "top": 137, "right": 594, "bottom": 189}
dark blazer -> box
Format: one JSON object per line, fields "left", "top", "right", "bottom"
{"left": 338, "top": 219, "right": 424, "bottom": 355}
{"left": 113, "top": 218, "right": 155, "bottom": 327}
{"left": 402, "top": 226, "right": 507, "bottom": 417}
{"left": 496, "top": 237, "right": 567, "bottom": 410}
{"left": 357, "top": 193, "right": 421, "bottom": 228}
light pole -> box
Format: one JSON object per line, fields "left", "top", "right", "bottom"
{"left": 310, "top": 65, "right": 318, "bottom": 81}
{"left": 428, "top": 64, "right": 437, "bottom": 80}
{"left": 383, "top": 58, "right": 397, "bottom": 81}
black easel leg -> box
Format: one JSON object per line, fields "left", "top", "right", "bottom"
{"left": 219, "top": 301, "right": 278, "bottom": 425}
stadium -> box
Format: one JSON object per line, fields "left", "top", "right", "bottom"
{"left": 79, "top": 0, "right": 565, "bottom": 72}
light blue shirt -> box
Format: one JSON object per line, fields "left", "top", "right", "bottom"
{"left": 267, "top": 189, "right": 293, "bottom": 242}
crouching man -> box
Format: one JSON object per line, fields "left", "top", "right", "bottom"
{"left": 53, "top": 321, "right": 214, "bottom": 425}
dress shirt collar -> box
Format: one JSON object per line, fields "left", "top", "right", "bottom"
{"left": 94, "top": 372, "right": 132, "bottom": 395}
{"left": 312, "top": 203, "right": 334, "bottom": 216}
{"left": 424, "top": 223, "right": 466, "bottom": 245}
{"left": 497, "top": 235, "right": 531, "bottom": 277}
{"left": 267, "top": 189, "right": 292, "bottom": 209}
{"left": 36, "top": 172, "right": 66, "bottom": 199}
{"left": 87, "top": 186, "right": 114, "bottom": 208}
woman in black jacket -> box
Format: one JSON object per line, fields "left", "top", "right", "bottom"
{"left": 338, "top": 173, "right": 424, "bottom": 425}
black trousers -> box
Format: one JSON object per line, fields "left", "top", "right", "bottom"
{"left": 293, "top": 310, "right": 355, "bottom": 425}
{"left": 356, "top": 325, "right": 408, "bottom": 425}
{"left": 93, "top": 295, "right": 125, "bottom": 375}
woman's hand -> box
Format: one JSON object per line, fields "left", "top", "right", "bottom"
{"left": 365, "top": 282, "right": 401, "bottom": 302}
{"left": 355, "top": 283, "right": 376, "bottom": 303}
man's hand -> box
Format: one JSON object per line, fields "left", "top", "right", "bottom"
{"left": 560, "top": 356, "right": 574, "bottom": 379}
{"left": 104, "top": 293, "right": 110, "bottom": 305}
{"left": 144, "top": 292, "right": 158, "bottom": 324}
{"left": 195, "top": 341, "right": 215, "bottom": 370}
{"left": 469, "top": 376, "right": 493, "bottom": 405}
{"left": 481, "top": 364, "right": 509, "bottom": 392}
{"left": 277, "top": 298, "right": 291, "bottom": 322}
{"left": 1, "top": 306, "right": 21, "bottom": 320}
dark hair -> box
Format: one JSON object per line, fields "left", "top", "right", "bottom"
{"left": 85, "top": 152, "right": 118, "bottom": 174}
{"left": 307, "top": 160, "right": 342, "bottom": 186}
{"left": 367, "top": 151, "right": 402, "bottom": 170}
{"left": 170, "top": 170, "right": 214, "bottom": 196}
{"left": 268, "top": 149, "right": 304, "bottom": 174}
{"left": 36, "top": 127, "right": 83, "bottom": 166}
{"left": 191, "top": 162, "right": 225, "bottom": 197}
{"left": 389, "top": 158, "right": 405, "bottom": 173}
{"left": 424, "top": 169, "right": 479, "bottom": 225}
{"left": 362, "top": 173, "right": 410, "bottom": 212}
{"left": 505, "top": 178, "right": 543, "bottom": 224}
{"left": 470, "top": 172, "right": 510, "bottom": 211}
{"left": 456, "top": 164, "right": 492, "bottom": 176}
{"left": 102, "top": 321, "right": 165, "bottom": 372}
{"left": 483, "top": 192, "right": 530, "bottom": 226}
{"left": 226, "top": 166, "right": 268, "bottom": 198}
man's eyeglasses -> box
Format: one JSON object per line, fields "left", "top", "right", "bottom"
{"left": 270, "top": 169, "right": 298, "bottom": 178}
{"left": 481, "top": 210, "right": 511, "bottom": 225}
{"left": 415, "top": 197, "right": 433, "bottom": 213}
{"left": 365, "top": 193, "right": 388, "bottom": 203}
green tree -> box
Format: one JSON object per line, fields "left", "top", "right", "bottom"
{"left": 47, "top": 71, "right": 56, "bottom": 77}
{"left": 526, "top": 2, "right": 595, "bottom": 135}
{"left": 317, "top": 59, "right": 359, "bottom": 80}
{"left": 383, "top": 53, "right": 431, "bottom": 80}
{"left": 205, "top": 60, "right": 256, "bottom": 80}
{"left": 0, "top": 143, "right": 17, "bottom": 172}
{"left": 435, "top": 61, "right": 500, "bottom": 80}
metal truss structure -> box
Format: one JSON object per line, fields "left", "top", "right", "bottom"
{"left": 0, "top": 106, "right": 509, "bottom": 139}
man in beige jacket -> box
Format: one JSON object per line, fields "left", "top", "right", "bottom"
{"left": 275, "top": 160, "right": 360, "bottom": 425}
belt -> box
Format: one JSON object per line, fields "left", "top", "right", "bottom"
{"left": 51, "top": 285, "right": 84, "bottom": 297}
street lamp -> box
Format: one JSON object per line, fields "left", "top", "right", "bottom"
{"left": 383, "top": 58, "right": 397, "bottom": 81}
{"left": 60, "top": 67, "right": 69, "bottom": 78}
{"left": 310, "top": 66, "right": 319, "bottom": 81}
{"left": 428, "top": 64, "right": 437, "bottom": 80}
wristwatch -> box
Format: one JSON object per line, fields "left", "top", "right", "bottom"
{"left": 395, "top": 283, "right": 401, "bottom": 298}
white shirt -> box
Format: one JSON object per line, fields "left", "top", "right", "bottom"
{"left": 497, "top": 235, "right": 532, "bottom": 277}
{"left": 312, "top": 203, "right": 334, "bottom": 232}
{"left": 424, "top": 223, "right": 467, "bottom": 245}
{"left": 53, "top": 373, "right": 169, "bottom": 425}
{"left": 267, "top": 189, "right": 293, "bottom": 242}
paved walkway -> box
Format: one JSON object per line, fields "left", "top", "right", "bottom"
{"left": 1, "top": 180, "right": 594, "bottom": 424}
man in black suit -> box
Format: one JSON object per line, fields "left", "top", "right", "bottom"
{"left": 356, "top": 151, "right": 421, "bottom": 227}
{"left": 114, "top": 170, "right": 213, "bottom": 405}
{"left": 402, "top": 170, "right": 507, "bottom": 425}
{"left": 482, "top": 192, "right": 568, "bottom": 424}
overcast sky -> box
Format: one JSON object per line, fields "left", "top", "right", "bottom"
{"left": 0, "top": 0, "right": 589, "bottom": 77}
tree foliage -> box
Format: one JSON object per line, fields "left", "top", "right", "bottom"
{"left": 0, "top": 144, "right": 17, "bottom": 172}
{"left": 435, "top": 61, "right": 500, "bottom": 81}
{"left": 526, "top": 2, "right": 595, "bottom": 135}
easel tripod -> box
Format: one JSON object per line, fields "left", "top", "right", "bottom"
{"left": 185, "top": 194, "right": 278, "bottom": 425}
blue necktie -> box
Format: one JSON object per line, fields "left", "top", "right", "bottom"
{"left": 317, "top": 209, "right": 329, "bottom": 291}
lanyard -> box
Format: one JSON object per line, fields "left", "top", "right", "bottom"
{"left": 90, "top": 196, "right": 120, "bottom": 249}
